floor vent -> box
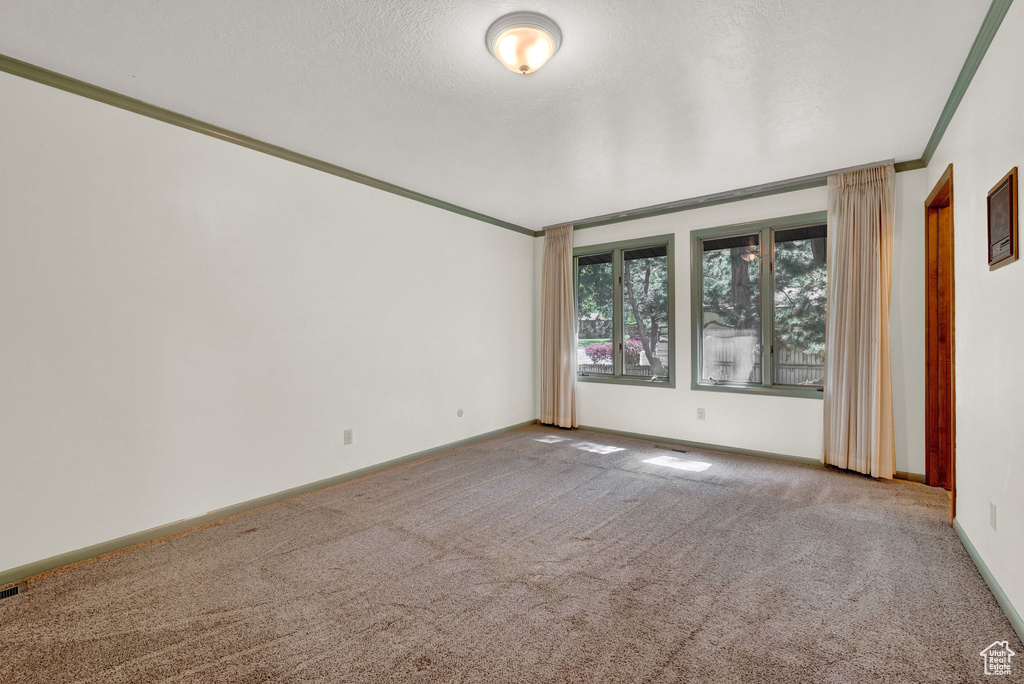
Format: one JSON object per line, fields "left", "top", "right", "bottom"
{"left": 0, "top": 586, "right": 19, "bottom": 600}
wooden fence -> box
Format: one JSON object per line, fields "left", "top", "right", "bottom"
{"left": 773, "top": 349, "right": 825, "bottom": 385}
{"left": 578, "top": 363, "right": 653, "bottom": 377}
{"left": 580, "top": 358, "right": 819, "bottom": 384}
{"left": 702, "top": 330, "right": 823, "bottom": 386}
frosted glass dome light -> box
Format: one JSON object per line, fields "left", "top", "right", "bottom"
{"left": 485, "top": 12, "right": 562, "bottom": 75}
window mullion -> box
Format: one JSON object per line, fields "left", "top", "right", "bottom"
{"left": 691, "top": 237, "right": 703, "bottom": 388}
{"left": 613, "top": 248, "right": 623, "bottom": 377}
{"left": 761, "top": 228, "right": 774, "bottom": 388}
{"left": 573, "top": 256, "right": 580, "bottom": 362}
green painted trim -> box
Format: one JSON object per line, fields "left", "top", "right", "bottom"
{"left": 536, "top": 0, "right": 1017, "bottom": 239}
{"left": 0, "top": 53, "right": 532, "bottom": 237}
{"left": 687, "top": 212, "right": 829, "bottom": 241}
{"left": 0, "top": 419, "right": 539, "bottom": 590}
{"left": 690, "top": 212, "right": 827, "bottom": 400}
{"left": 921, "top": 0, "right": 1015, "bottom": 166}
{"left": 690, "top": 382, "right": 823, "bottom": 400}
{"left": 579, "top": 425, "right": 926, "bottom": 482}
{"left": 3, "top": 0, "right": 1007, "bottom": 239}
{"left": 613, "top": 243, "right": 624, "bottom": 377}
{"left": 953, "top": 518, "right": 1024, "bottom": 645}
{"left": 531, "top": 160, "right": 925, "bottom": 237}
{"left": 578, "top": 375, "right": 675, "bottom": 389}
{"left": 539, "top": 161, "right": 903, "bottom": 236}
{"left": 894, "top": 159, "right": 927, "bottom": 173}
{"left": 573, "top": 234, "right": 677, "bottom": 256}
{"left": 572, "top": 179, "right": 826, "bottom": 232}
{"left": 573, "top": 234, "right": 676, "bottom": 388}
{"left": 894, "top": 470, "right": 925, "bottom": 484}
{"left": 578, "top": 424, "right": 822, "bottom": 468}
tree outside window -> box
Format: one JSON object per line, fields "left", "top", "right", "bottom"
{"left": 692, "top": 213, "right": 827, "bottom": 397}
{"left": 574, "top": 237, "right": 674, "bottom": 386}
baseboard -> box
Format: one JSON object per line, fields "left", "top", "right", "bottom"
{"left": 577, "top": 424, "right": 822, "bottom": 468}
{"left": 953, "top": 518, "right": 1024, "bottom": 646}
{"left": 895, "top": 470, "right": 926, "bottom": 484}
{"left": 0, "top": 419, "right": 539, "bottom": 591}
{"left": 576, "top": 424, "right": 926, "bottom": 482}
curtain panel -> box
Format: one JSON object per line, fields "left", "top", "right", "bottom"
{"left": 823, "top": 164, "right": 896, "bottom": 478}
{"left": 540, "top": 224, "right": 577, "bottom": 428}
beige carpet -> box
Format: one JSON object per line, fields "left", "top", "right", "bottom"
{"left": 2, "top": 426, "right": 1020, "bottom": 683}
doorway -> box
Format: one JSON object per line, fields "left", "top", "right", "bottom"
{"left": 925, "top": 164, "right": 955, "bottom": 521}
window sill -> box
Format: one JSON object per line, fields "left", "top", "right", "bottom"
{"left": 691, "top": 382, "right": 823, "bottom": 399}
{"left": 578, "top": 375, "right": 676, "bottom": 389}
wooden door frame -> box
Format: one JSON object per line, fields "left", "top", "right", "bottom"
{"left": 925, "top": 164, "right": 956, "bottom": 523}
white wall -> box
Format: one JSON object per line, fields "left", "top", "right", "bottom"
{"left": 550, "top": 172, "right": 927, "bottom": 474}
{"left": 0, "top": 72, "right": 537, "bottom": 574}
{"left": 925, "top": 0, "right": 1024, "bottom": 623}
{"left": 892, "top": 169, "right": 929, "bottom": 478}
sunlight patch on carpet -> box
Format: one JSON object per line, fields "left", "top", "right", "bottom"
{"left": 573, "top": 441, "right": 625, "bottom": 455}
{"left": 643, "top": 455, "right": 712, "bottom": 472}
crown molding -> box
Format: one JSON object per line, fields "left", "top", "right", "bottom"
{"left": 0, "top": 53, "right": 534, "bottom": 237}
{"left": 921, "top": 0, "right": 1014, "bottom": 166}
{"left": 536, "top": 0, "right": 1013, "bottom": 236}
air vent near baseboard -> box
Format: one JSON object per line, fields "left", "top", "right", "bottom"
{"left": 0, "top": 585, "right": 19, "bottom": 600}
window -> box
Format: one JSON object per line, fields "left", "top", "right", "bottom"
{"left": 576, "top": 251, "right": 614, "bottom": 376}
{"left": 574, "top": 235, "right": 674, "bottom": 386}
{"left": 691, "top": 212, "right": 827, "bottom": 397}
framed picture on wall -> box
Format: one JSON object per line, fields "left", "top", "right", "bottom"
{"left": 987, "top": 167, "right": 1018, "bottom": 270}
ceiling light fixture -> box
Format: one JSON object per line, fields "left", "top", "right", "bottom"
{"left": 485, "top": 12, "right": 562, "bottom": 75}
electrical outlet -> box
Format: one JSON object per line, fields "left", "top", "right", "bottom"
{"left": 343, "top": 429, "right": 353, "bottom": 446}
{"left": 990, "top": 502, "right": 997, "bottom": 531}
{"left": 697, "top": 408, "right": 706, "bottom": 421}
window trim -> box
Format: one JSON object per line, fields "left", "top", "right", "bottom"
{"left": 689, "top": 212, "right": 827, "bottom": 399}
{"left": 574, "top": 234, "right": 676, "bottom": 388}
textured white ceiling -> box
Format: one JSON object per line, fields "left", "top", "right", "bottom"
{"left": 0, "top": 0, "right": 992, "bottom": 229}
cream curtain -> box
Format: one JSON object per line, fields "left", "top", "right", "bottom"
{"left": 540, "top": 224, "right": 577, "bottom": 428}
{"left": 823, "top": 164, "right": 895, "bottom": 478}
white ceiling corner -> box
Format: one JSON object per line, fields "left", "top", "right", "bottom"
{"left": 0, "top": 0, "right": 993, "bottom": 229}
